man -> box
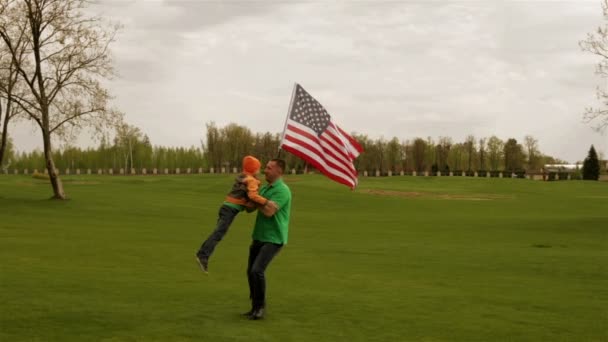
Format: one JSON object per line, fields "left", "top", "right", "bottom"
{"left": 244, "top": 158, "right": 292, "bottom": 320}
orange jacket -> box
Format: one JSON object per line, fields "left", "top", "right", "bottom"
{"left": 224, "top": 173, "right": 268, "bottom": 207}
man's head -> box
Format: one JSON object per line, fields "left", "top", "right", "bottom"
{"left": 264, "top": 158, "right": 286, "bottom": 183}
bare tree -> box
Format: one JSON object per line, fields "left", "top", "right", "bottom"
{"left": 0, "top": 0, "right": 121, "bottom": 199}
{"left": 0, "top": 0, "right": 27, "bottom": 166}
{"left": 385, "top": 137, "right": 401, "bottom": 172}
{"left": 436, "top": 136, "right": 452, "bottom": 172}
{"left": 221, "top": 123, "right": 254, "bottom": 169}
{"left": 487, "top": 135, "right": 504, "bottom": 171}
{"left": 504, "top": 138, "right": 524, "bottom": 173}
{"left": 424, "top": 136, "right": 435, "bottom": 172}
{"left": 402, "top": 139, "right": 412, "bottom": 172}
{"left": 478, "top": 137, "right": 486, "bottom": 171}
{"left": 114, "top": 122, "right": 142, "bottom": 172}
{"left": 580, "top": 0, "right": 608, "bottom": 131}
{"left": 203, "top": 122, "right": 224, "bottom": 170}
{"left": 412, "top": 137, "right": 426, "bottom": 172}
{"left": 464, "top": 134, "right": 476, "bottom": 171}
{"left": 524, "top": 135, "right": 540, "bottom": 171}
{"left": 369, "top": 137, "right": 386, "bottom": 172}
{"left": 447, "top": 143, "right": 463, "bottom": 171}
{"left": 0, "top": 51, "right": 22, "bottom": 167}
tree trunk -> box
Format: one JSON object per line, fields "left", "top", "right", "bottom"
{"left": 129, "top": 138, "right": 133, "bottom": 173}
{"left": 42, "top": 129, "right": 66, "bottom": 199}
{"left": 0, "top": 101, "right": 8, "bottom": 167}
{"left": 0, "top": 86, "right": 14, "bottom": 167}
{"left": 0, "top": 115, "right": 8, "bottom": 167}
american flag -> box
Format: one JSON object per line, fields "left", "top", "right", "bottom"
{"left": 279, "top": 84, "right": 363, "bottom": 189}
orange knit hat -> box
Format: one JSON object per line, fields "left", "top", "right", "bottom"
{"left": 242, "top": 155, "right": 261, "bottom": 174}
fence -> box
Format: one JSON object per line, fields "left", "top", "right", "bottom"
{"left": 3, "top": 167, "right": 605, "bottom": 181}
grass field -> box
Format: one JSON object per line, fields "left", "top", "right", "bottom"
{"left": 1, "top": 174, "right": 607, "bottom": 341}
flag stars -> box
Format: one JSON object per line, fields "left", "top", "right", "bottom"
{"left": 289, "top": 86, "right": 332, "bottom": 135}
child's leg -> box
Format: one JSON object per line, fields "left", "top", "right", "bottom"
{"left": 197, "top": 205, "right": 240, "bottom": 260}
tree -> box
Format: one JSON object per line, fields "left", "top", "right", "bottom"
{"left": 504, "top": 138, "right": 525, "bottom": 172}
{"left": 0, "top": 131, "right": 13, "bottom": 169}
{"left": 114, "top": 123, "right": 143, "bottom": 171}
{"left": 385, "top": 137, "right": 401, "bottom": 172}
{"left": 539, "top": 154, "right": 567, "bottom": 166}
{"left": 436, "top": 136, "right": 452, "bottom": 173}
{"left": 352, "top": 133, "right": 371, "bottom": 171}
{"left": 137, "top": 135, "right": 153, "bottom": 170}
{"left": 203, "top": 122, "right": 223, "bottom": 170}
{"left": 220, "top": 123, "right": 254, "bottom": 169}
{"left": 374, "top": 137, "right": 387, "bottom": 172}
{"left": 351, "top": 134, "right": 364, "bottom": 170}
{"left": 412, "top": 138, "right": 426, "bottom": 172}
{"left": 487, "top": 136, "right": 504, "bottom": 171}
{"left": 402, "top": 139, "right": 412, "bottom": 172}
{"left": 0, "top": 0, "right": 26, "bottom": 167}
{"left": 524, "top": 135, "right": 540, "bottom": 171}
{"left": 478, "top": 137, "right": 486, "bottom": 171}
{"left": 582, "top": 145, "right": 600, "bottom": 180}
{"left": 447, "top": 143, "right": 464, "bottom": 171}
{"left": 0, "top": 0, "right": 121, "bottom": 199}
{"left": 424, "top": 136, "right": 435, "bottom": 172}
{"left": 464, "top": 135, "right": 476, "bottom": 171}
{"left": 580, "top": 0, "right": 608, "bottom": 131}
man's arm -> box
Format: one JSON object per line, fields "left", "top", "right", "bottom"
{"left": 258, "top": 200, "right": 278, "bottom": 217}
{"left": 259, "top": 187, "right": 289, "bottom": 217}
{"left": 245, "top": 200, "right": 278, "bottom": 216}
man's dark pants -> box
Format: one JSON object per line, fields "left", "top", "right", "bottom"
{"left": 247, "top": 240, "right": 283, "bottom": 310}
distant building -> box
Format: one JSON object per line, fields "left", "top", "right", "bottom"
{"left": 543, "top": 164, "right": 580, "bottom": 173}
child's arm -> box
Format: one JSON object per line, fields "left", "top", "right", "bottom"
{"left": 246, "top": 176, "right": 269, "bottom": 206}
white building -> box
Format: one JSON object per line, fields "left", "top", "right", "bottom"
{"left": 543, "top": 164, "right": 580, "bottom": 173}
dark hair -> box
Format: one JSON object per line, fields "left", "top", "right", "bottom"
{"left": 271, "top": 158, "right": 286, "bottom": 173}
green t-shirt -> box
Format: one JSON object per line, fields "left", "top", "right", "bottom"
{"left": 252, "top": 178, "right": 292, "bottom": 245}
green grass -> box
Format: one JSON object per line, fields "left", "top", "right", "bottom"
{"left": 1, "top": 174, "right": 607, "bottom": 341}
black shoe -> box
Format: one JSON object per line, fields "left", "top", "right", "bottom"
{"left": 249, "top": 307, "right": 265, "bottom": 320}
{"left": 195, "top": 256, "right": 208, "bottom": 273}
{"left": 241, "top": 309, "right": 254, "bottom": 317}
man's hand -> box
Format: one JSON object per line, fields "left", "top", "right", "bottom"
{"left": 244, "top": 201, "right": 257, "bottom": 213}
{"left": 259, "top": 200, "right": 278, "bottom": 217}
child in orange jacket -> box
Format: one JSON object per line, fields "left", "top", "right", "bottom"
{"left": 196, "top": 156, "right": 274, "bottom": 273}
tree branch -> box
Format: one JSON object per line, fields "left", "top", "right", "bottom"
{"left": 10, "top": 96, "right": 43, "bottom": 129}
{"left": 50, "top": 107, "right": 104, "bottom": 133}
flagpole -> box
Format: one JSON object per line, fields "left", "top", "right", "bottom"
{"left": 277, "top": 83, "right": 298, "bottom": 158}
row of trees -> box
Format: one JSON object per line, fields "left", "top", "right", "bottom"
{"left": 352, "top": 134, "right": 563, "bottom": 173}
{"left": 3, "top": 122, "right": 305, "bottom": 172}
{"left": 3, "top": 122, "right": 575, "bottom": 174}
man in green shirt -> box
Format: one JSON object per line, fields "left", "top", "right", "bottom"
{"left": 244, "top": 158, "right": 292, "bottom": 320}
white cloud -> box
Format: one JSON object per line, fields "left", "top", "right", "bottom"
{"left": 10, "top": 0, "right": 608, "bottom": 162}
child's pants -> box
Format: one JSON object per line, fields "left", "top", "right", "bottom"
{"left": 197, "top": 204, "right": 240, "bottom": 259}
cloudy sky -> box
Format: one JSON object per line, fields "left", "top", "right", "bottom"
{"left": 10, "top": 0, "right": 608, "bottom": 162}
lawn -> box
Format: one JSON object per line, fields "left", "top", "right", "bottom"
{"left": 1, "top": 174, "right": 607, "bottom": 341}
